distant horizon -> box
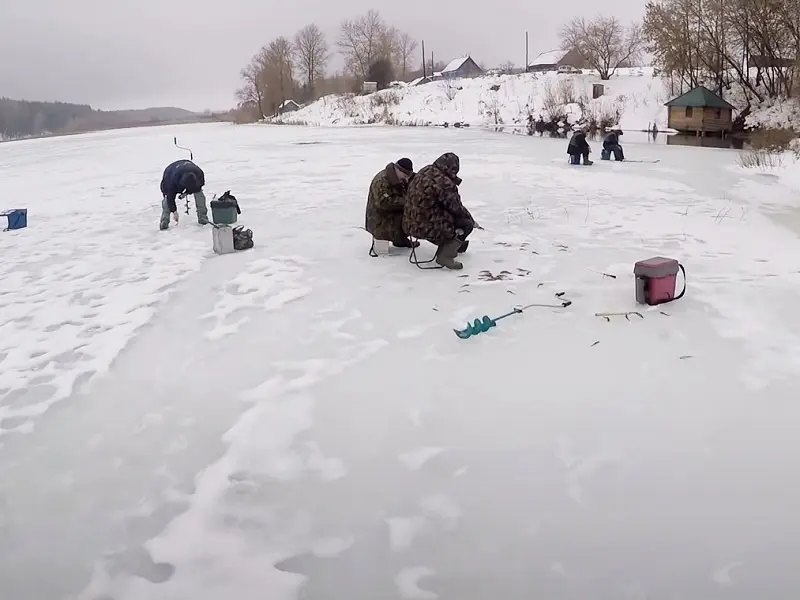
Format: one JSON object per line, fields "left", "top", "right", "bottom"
{"left": 1, "top": 94, "right": 234, "bottom": 114}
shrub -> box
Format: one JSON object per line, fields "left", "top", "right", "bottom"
{"left": 738, "top": 148, "right": 784, "bottom": 169}
{"left": 542, "top": 81, "right": 566, "bottom": 122}
{"left": 335, "top": 94, "right": 360, "bottom": 118}
{"left": 440, "top": 78, "right": 458, "bottom": 101}
{"left": 371, "top": 90, "right": 401, "bottom": 107}
{"left": 557, "top": 79, "right": 577, "bottom": 105}
{"left": 582, "top": 100, "right": 622, "bottom": 132}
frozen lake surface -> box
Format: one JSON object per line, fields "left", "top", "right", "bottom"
{"left": 1, "top": 123, "right": 800, "bottom": 600}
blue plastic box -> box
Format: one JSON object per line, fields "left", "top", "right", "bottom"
{"left": 2, "top": 209, "right": 27, "bottom": 231}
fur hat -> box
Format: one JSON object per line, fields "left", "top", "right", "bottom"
{"left": 395, "top": 158, "right": 414, "bottom": 175}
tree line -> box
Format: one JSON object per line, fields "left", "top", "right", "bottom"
{"left": 643, "top": 0, "right": 800, "bottom": 107}
{"left": 236, "top": 10, "right": 421, "bottom": 120}
{"left": 0, "top": 98, "right": 93, "bottom": 139}
{"left": 0, "top": 98, "right": 213, "bottom": 140}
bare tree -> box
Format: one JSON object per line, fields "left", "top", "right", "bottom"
{"left": 560, "top": 16, "right": 644, "bottom": 80}
{"left": 236, "top": 53, "right": 268, "bottom": 118}
{"left": 379, "top": 26, "right": 402, "bottom": 71}
{"left": 499, "top": 60, "right": 516, "bottom": 74}
{"left": 338, "top": 9, "right": 388, "bottom": 80}
{"left": 262, "top": 37, "right": 296, "bottom": 114}
{"left": 397, "top": 32, "right": 418, "bottom": 77}
{"left": 294, "top": 24, "right": 330, "bottom": 99}
{"left": 642, "top": 0, "right": 800, "bottom": 104}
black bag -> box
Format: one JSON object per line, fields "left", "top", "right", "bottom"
{"left": 210, "top": 190, "right": 242, "bottom": 214}
{"left": 232, "top": 225, "right": 254, "bottom": 250}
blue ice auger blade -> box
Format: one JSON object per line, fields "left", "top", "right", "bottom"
{"left": 454, "top": 308, "right": 525, "bottom": 339}
{"left": 454, "top": 315, "right": 496, "bottom": 339}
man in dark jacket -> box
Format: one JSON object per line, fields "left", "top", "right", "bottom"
{"left": 403, "top": 152, "right": 476, "bottom": 270}
{"left": 159, "top": 160, "right": 209, "bottom": 230}
{"left": 567, "top": 129, "right": 593, "bottom": 165}
{"left": 602, "top": 129, "right": 624, "bottom": 161}
{"left": 365, "top": 158, "right": 419, "bottom": 248}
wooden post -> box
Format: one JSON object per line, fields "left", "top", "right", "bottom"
{"left": 421, "top": 40, "right": 426, "bottom": 78}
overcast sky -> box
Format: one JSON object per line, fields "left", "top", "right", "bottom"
{"left": 0, "top": 0, "right": 644, "bottom": 112}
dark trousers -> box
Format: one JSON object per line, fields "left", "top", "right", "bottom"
{"left": 602, "top": 144, "right": 624, "bottom": 161}
{"left": 569, "top": 152, "right": 590, "bottom": 165}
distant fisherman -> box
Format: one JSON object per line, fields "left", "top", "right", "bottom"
{"left": 602, "top": 129, "right": 625, "bottom": 161}
{"left": 159, "top": 159, "right": 209, "bottom": 230}
{"left": 567, "top": 127, "right": 593, "bottom": 165}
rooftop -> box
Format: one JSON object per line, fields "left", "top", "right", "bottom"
{"left": 441, "top": 56, "right": 470, "bottom": 73}
{"left": 664, "top": 86, "right": 735, "bottom": 109}
{"left": 529, "top": 49, "right": 568, "bottom": 66}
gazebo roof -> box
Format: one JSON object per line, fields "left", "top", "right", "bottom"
{"left": 664, "top": 86, "right": 735, "bottom": 109}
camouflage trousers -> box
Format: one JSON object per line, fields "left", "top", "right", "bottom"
{"left": 160, "top": 192, "right": 209, "bottom": 230}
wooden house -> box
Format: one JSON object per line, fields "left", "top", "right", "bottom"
{"left": 278, "top": 99, "right": 301, "bottom": 115}
{"left": 664, "top": 86, "right": 734, "bottom": 136}
{"left": 526, "top": 49, "right": 587, "bottom": 72}
{"left": 440, "top": 56, "right": 484, "bottom": 79}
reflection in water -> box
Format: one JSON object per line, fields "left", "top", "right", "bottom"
{"left": 664, "top": 133, "right": 749, "bottom": 150}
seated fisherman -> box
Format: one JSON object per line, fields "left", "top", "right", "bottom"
{"left": 403, "top": 152, "right": 477, "bottom": 270}
{"left": 365, "top": 158, "right": 418, "bottom": 248}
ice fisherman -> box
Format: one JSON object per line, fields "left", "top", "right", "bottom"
{"left": 567, "top": 127, "right": 593, "bottom": 165}
{"left": 159, "top": 159, "right": 209, "bottom": 230}
{"left": 403, "top": 152, "right": 477, "bottom": 270}
{"left": 365, "top": 158, "right": 419, "bottom": 248}
{"left": 602, "top": 129, "right": 625, "bottom": 161}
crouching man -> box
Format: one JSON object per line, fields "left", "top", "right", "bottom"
{"left": 602, "top": 129, "right": 625, "bottom": 161}
{"left": 403, "top": 152, "right": 476, "bottom": 270}
{"left": 159, "top": 159, "right": 209, "bottom": 230}
{"left": 365, "top": 158, "right": 419, "bottom": 249}
{"left": 567, "top": 128, "right": 593, "bottom": 165}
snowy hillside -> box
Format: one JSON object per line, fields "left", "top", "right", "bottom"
{"left": 273, "top": 68, "right": 672, "bottom": 132}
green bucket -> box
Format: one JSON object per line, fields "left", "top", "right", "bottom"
{"left": 210, "top": 199, "right": 238, "bottom": 225}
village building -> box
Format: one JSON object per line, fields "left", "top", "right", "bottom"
{"left": 277, "top": 100, "right": 301, "bottom": 115}
{"left": 439, "top": 56, "right": 484, "bottom": 79}
{"left": 664, "top": 86, "right": 734, "bottom": 136}
{"left": 526, "top": 49, "right": 587, "bottom": 72}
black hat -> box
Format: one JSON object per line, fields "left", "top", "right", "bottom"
{"left": 395, "top": 158, "right": 413, "bottom": 174}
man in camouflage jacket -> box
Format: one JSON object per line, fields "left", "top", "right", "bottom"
{"left": 403, "top": 152, "right": 476, "bottom": 270}
{"left": 365, "top": 158, "right": 418, "bottom": 248}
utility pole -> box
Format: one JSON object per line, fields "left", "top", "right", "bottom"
{"left": 525, "top": 31, "right": 529, "bottom": 72}
{"left": 421, "top": 40, "right": 426, "bottom": 78}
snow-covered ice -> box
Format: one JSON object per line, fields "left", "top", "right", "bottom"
{"left": 2, "top": 122, "right": 800, "bottom": 599}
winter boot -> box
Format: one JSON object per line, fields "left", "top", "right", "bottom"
{"left": 392, "top": 236, "right": 420, "bottom": 248}
{"left": 159, "top": 197, "right": 171, "bottom": 230}
{"left": 457, "top": 239, "right": 470, "bottom": 254}
{"left": 435, "top": 239, "right": 464, "bottom": 270}
{"left": 583, "top": 156, "right": 594, "bottom": 166}
{"left": 194, "top": 191, "right": 210, "bottom": 225}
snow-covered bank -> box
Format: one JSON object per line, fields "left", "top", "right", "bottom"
{"left": 272, "top": 68, "right": 673, "bottom": 132}
{"left": 745, "top": 96, "right": 800, "bottom": 132}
